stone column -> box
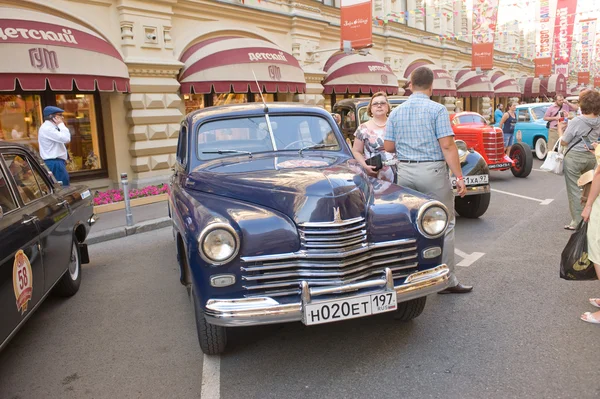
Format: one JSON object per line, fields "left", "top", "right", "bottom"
{"left": 443, "top": 97, "right": 456, "bottom": 112}
{"left": 481, "top": 96, "right": 492, "bottom": 123}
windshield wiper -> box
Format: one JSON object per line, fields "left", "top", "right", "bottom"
{"left": 298, "top": 144, "right": 337, "bottom": 156}
{"left": 202, "top": 150, "right": 253, "bottom": 158}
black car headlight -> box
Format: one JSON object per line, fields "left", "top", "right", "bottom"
{"left": 417, "top": 201, "right": 449, "bottom": 239}
{"left": 198, "top": 223, "right": 239, "bottom": 265}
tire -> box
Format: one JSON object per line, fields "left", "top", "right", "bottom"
{"left": 534, "top": 137, "right": 548, "bottom": 160}
{"left": 53, "top": 240, "right": 82, "bottom": 297}
{"left": 510, "top": 142, "right": 533, "bottom": 178}
{"left": 454, "top": 193, "right": 491, "bottom": 219}
{"left": 393, "top": 297, "right": 427, "bottom": 321}
{"left": 192, "top": 285, "right": 227, "bottom": 355}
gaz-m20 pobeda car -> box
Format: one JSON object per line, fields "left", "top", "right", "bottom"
{"left": 169, "top": 103, "right": 454, "bottom": 355}
{"left": 0, "top": 141, "right": 95, "bottom": 352}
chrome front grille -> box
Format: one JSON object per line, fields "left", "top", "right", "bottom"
{"left": 483, "top": 130, "right": 505, "bottom": 162}
{"left": 240, "top": 232, "right": 419, "bottom": 298}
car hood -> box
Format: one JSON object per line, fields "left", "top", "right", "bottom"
{"left": 186, "top": 154, "right": 371, "bottom": 223}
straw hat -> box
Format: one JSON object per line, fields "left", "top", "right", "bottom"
{"left": 578, "top": 170, "right": 595, "bottom": 187}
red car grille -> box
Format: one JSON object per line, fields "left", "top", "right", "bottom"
{"left": 483, "top": 130, "right": 505, "bottom": 163}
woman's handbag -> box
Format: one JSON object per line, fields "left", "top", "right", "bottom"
{"left": 540, "top": 141, "right": 565, "bottom": 175}
{"left": 560, "top": 220, "right": 598, "bottom": 280}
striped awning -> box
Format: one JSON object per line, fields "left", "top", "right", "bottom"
{"left": 322, "top": 53, "right": 398, "bottom": 95}
{"left": 403, "top": 61, "right": 456, "bottom": 97}
{"left": 569, "top": 84, "right": 587, "bottom": 96}
{"left": 455, "top": 70, "right": 494, "bottom": 97}
{"left": 540, "top": 74, "right": 567, "bottom": 97}
{"left": 179, "top": 36, "right": 306, "bottom": 94}
{"left": 0, "top": 7, "right": 129, "bottom": 92}
{"left": 520, "top": 77, "right": 541, "bottom": 97}
{"left": 488, "top": 72, "right": 521, "bottom": 97}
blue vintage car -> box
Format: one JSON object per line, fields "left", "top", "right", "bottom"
{"left": 514, "top": 102, "right": 552, "bottom": 159}
{"left": 169, "top": 103, "right": 453, "bottom": 354}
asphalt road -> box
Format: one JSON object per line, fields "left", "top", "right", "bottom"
{"left": 2, "top": 158, "right": 600, "bottom": 399}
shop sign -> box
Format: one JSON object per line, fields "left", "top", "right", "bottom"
{"left": 380, "top": 74, "right": 388, "bottom": 84}
{"left": 471, "top": 0, "right": 499, "bottom": 70}
{"left": 535, "top": 58, "right": 552, "bottom": 77}
{"left": 29, "top": 47, "right": 59, "bottom": 70}
{"left": 553, "top": 0, "right": 578, "bottom": 74}
{"left": 578, "top": 72, "right": 590, "bottom": 85}
{"left": 268, "top": 65, "right": 282, "bottom": 81}
{"left": 340, "top": 0, "right": 372, "bottom": 50}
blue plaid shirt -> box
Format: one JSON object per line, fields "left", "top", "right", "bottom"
{"left": 384, "top": 93, "right": 454, "bottom": 161}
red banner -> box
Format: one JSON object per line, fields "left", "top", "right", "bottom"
{"left": 471, "top": 0, "right": 499, "bottom": 70}
{"left": 578, "top": 72, "right": 590, "bottom": 85}
{"left": 535, "top": 58, "right": 552, "bottom": 77}
{"left": 595, "top": 76, "right": 600, "bottom": 88}
{"left": 535, "top": 0, "right": 554, "bottom": 77}
{"left": 340, "top": 0, "right": 372, "bottom": 50}
{"left": 553, "top": 0, "right": 578, "bottom": 76}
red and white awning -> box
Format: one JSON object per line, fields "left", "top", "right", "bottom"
{"left": 403, "top": 61, "right": 456, "bottom": 97}
{"left": 322, "top": 53, "right": 398, "bottom": 95}
{"left": 488, "top": 72, "right": 521, "bottom": 97}
{"left": 179, "top": 36, "right": 306, "bottom": 94}
{"left": 0, "top": 7, "right": 129, "bottom": 92}
{"left": 455, "top": 70, "right": 494, "bottom": 97}
{"left": 540, "top": 74, "right": 567, "bottom": 97}
{"left": 519, "top": 77, "right": 542, "bottom": 97}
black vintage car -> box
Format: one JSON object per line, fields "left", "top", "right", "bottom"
{"left": 170, "top": 103, "right": 454, "bottom": 355}
{"left": 0, "top": 141, "right": 95, "bottom": 351}
{"left": 333, "top": 97, "right": 491, "bottom": 218}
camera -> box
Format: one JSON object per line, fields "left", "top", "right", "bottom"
{"left": 146, "top": 33, "right": 157, "bottom": 41}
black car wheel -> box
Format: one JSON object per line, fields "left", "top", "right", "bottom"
{"left": 454, "top": 193, "right": 491, "bottom": 219}
{"left": 53, "top": 239, "right": 82, "bottom": 297}
{"left": 392, "top": 297, "right": 427, "bottom": 321}
{"left": 192, "top": 285, "right": 227, "bottom": 355}
{"left": 510, "top": 143, "right": 533, "bottom": 178}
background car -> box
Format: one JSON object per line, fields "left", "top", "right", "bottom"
{"left": 170, "top": 103, "right": 454, "bottom": 354}
{"left": 334, "top": 97, "right": 491, "bottom": 219}
{"left": 514, "top": 102, "right": 552, "bottom": 160}
{"left": 0, "top": 142, "right": 95, "bottom": 352}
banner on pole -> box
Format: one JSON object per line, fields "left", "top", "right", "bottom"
{"left": 579, "top": 19, "right": 597, "bottom": 74}
{"left": 340, "top": 0, "right": 372, "bottom": 50}
{"left": 471, "top": 0, "right": 499, "bottom": 70}
{"left": 594, "top": 76, "right": 600, "bottom": 88}
{"left": 535, "top": 0, "right": 556, "bottom": 77}
{"left": 553, "top": 0, "right": 578, "bottom": 77}
{"left": 578, "top": 72, "right": 590, "bottom": 85}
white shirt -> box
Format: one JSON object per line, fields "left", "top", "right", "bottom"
{"left": 38, "top": 120, "right": 71, "bottom": 161}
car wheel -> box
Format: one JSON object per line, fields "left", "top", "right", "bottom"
{"left": 454, "top": 193, "right": 491, "bottom": 219}
{"left": 392, "top": 297, "right": 427, "bottom": 321}
{"left": 534, "top": 137, "right": 548, "bottom": 160}
{"left": 53, "top": 239, "right": 82, "bottom": 297}
{"left": 191, "top": 285, "right": 227, "bottom": 355}
{"left": 510, "top": 143, "right": 533, "bottom": 178}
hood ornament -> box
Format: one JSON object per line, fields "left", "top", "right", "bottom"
{"left": 333, "top": 207, "right": 342, "bottom": 223}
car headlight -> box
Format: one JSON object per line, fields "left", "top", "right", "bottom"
{"left": 198, "top": 223, "right": 239, "bottom": 265}
{"left": 456, "top": 140, "right": 468, "bottom": 163}
{"left": 417, "top": 202, "right": 449, "bottom": 239}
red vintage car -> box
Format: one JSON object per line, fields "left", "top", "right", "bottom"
{"left": 450, "top": 112, "right": 533, "bottom": 178}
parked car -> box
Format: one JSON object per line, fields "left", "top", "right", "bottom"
{"left": 0, "top": 141, "right": 95, "bottom": 352}
{"left": 334, "top": 97, "right": 491, "bottom": 219}
{"left": 451, "top": 111, "right": 534, "bottom": 178}
{"left": 513, "top": 102, "right": 552, "bottom": 159}
{"left": 169, "top": 103, "right": 455, "bottom": 354}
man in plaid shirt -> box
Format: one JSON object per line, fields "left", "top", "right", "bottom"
{"left": 384, "top": 66, "right": 472, "bottom": 294}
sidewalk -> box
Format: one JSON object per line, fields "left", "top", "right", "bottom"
{"left": 87, "top": 200, "right": 171, "bottom": 245}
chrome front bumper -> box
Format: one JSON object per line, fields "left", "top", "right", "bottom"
{"left": 204, "top": 264, "right": 450, "bottom": 327}
{"left": 453, "top": 184, "right": 490, "bottom": 197}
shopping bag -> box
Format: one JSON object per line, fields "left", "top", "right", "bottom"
{"left": 560, "top": 220, "right": 598, "bottom": 280}
{"left": 540, "top": 150, "right": 564, "bottom": 175}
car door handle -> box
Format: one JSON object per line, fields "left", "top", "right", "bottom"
{"left": 57, "top": 200, "right": 68, "bottom": 207}
{"left": 22, "top": 216, "right": 38, "bottom": 225}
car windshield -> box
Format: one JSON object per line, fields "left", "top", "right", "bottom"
{"left": 454, "top": 115, "right": 487, "bottom": 125}
{"left": 197, "top": 114, "right": 340, "bottom": 160}
{"left": 531, "top": 106, "right": 549, "bottom": 120}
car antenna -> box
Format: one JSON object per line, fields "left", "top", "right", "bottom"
{"left": 252, "top": 70, "right": 268, "bottom": 113}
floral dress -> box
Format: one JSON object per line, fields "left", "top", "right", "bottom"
{"left": 354, "top": 123, "right": 396, "bottom": 183}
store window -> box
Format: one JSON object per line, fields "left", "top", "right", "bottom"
{"left": 0, "top": 95, "right": 43, "bottom": 144}
{"left": 184, "top": 94, "right": 205, "bottom": 114}
{"left": 184, "top": 93, "right": 278, "bottom": 114}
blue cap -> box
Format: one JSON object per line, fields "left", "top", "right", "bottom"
{"left": 43, "top": 106, "right": 65, "bottom": 119}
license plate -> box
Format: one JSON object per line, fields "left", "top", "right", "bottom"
{"left": 304, "top": 292, "right": 397, "bottom": 325}
{"left": 450, "top": 174, "right": 489, "bottom": 186}
{"left": 489, "top": 162, "right": 512, "bottom": 169}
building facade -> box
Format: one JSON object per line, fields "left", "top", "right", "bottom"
{"left": 0, "top": 0, "right": 539, "bottom": 189}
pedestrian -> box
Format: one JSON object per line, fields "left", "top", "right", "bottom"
{"left": 351, "top": 92, "right": 396, "bottom": 182}
{"left": 38, "top": 106, "right": 71, "bottom": 186}
{"left": 544, "top": 95, "right": 578, "bottom": 153}
{"left": 383, "top": 66, "right": 472, "bottom": 294}
{"left": 499, "top": 102, "right": 518, "bottom": 155}
{"left": 580, "top": 145, "right": 600, "bottom": 324}
{"left": 494, "top": 103, "right": 504, "bottom": 126}
{"left": 560, "top": 90, "right": 600, "bottom": 230}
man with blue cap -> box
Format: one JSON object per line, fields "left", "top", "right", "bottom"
{"left": 38, "top": 106, "right": 71, "bottom": 186}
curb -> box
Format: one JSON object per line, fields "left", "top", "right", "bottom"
{"left": 87, "top": 217, "right": 172, "bottom": 245}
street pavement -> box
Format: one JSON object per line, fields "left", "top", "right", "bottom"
{"left": 2, "top": 158, "right": 600, "bottom": 398}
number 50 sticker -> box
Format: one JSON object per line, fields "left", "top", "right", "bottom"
{"left": 13, "top": 250, "right": 33, "bottom": 315}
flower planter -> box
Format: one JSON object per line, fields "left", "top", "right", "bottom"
{"left": 93, "top": 193, "right": 168, "bottom": 214}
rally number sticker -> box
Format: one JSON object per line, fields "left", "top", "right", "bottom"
{"left": 13, "top": 250, "right": 33, "bottom": 315}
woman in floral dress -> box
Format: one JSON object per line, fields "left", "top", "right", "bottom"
{"left": 351, "top": 92, "right": 397, "bottom": 183}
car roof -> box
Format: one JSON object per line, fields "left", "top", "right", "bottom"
{"left": 0, "top": 140, "right": 35, "bottom": 151}
{"left": 188, "top": 102, "right": 333, "bottom": 122}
